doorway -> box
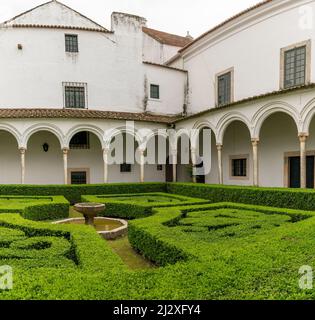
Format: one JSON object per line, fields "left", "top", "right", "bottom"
{"left": 289, "top": 156, "right": 314, "bottom": 188}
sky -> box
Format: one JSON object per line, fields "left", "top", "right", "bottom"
{"left": 0, "top": 0, "right": 262, "bottom": 37}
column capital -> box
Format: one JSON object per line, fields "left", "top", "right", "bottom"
{"left": 251, "top": 138, "right": 259, "bottom": 146}
{"left": 62, "top": 147, "right": 69, "bottom": 154}
{"left": 216, "top": 144, "right": 223, "bottom": 151}
{"left": 19, "top": 147, "right": 26, "bottom": 154}
{"left": 103, "top": 147, "right": 110, "bottom": 155}
{"left": 299, "top": 133, "right": 309, "bottom": 142}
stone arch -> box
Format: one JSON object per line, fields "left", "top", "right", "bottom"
{"left": 0, "top": 124, "right": 22, "bottom": 148}
{"left": 23, "top": 124, "right": 65, "bottom": 149}
{"left": 192, "top": 119, "right": 217, "bottom": 148}
{"left": 66, "top": 125, "right": 105, "bottom": 149}
{"left": 104, "top": 126, "right": 143, "bottom": 150}
{"left": 252, "top": 102, "right": 300, "bottom": 138}
{"left": 301, "top": 98, "right": 315, "bottom": 134}
{"left": 216, "top": 112, "right": 252, "bottom": 144}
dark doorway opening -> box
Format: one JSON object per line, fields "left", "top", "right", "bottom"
{"left": 289, "top": 156, "right": 314, "bottom": 188}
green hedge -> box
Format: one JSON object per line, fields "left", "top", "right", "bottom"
{"left": 0, "top": 196, "right": 69, "bottom": 221}
{"left": 128, "top": 202, "right": 315, "bottom": 266}
{"left": 2, "top": 203, "right": 315, "bottom": 299}
{"left": 167, "top": 183, "right": 315, "bottom": 211}
{"left": 0, "top": 183, "right": 166, "bottom": 204}
{"left": 81, "top": 193, "right": 209, "bottom": 219}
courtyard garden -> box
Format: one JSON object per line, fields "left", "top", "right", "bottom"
{"left": 0, "top": 183, "right": 315, "bottom": 299}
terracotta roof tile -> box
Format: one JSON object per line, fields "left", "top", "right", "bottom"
{"left": 175, "top": 83, "right": 315, "bottom": 123}
{"left": 142, "top": 27, "right": 193, "bottom": 47}
{"left": 0, "top": 108, "right": 181, "bottom": 124}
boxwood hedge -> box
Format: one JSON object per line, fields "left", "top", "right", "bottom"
{"left": 81, "top": 193, "right": 209, "bottom": 219}
{"left": 2, "top": 202, "right": 315, "bottom": 299}
{"left": 0, "top": 196, "right": 69, "bottom": 221}
{"left": 0, "top": 183, "right": 166, "bottom": 204}
{"left": 167, "top": 183, "right": 315, "bottom": 211}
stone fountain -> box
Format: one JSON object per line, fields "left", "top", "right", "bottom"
{"left": 73, "top": 202, "right": 105, "bottom": 226}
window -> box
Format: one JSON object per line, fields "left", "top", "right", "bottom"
{"left": 65, "top": 34, "right": 78, "bottom": 53}
{"left": 281, "top": 40, "right": 311, "bottom": 89}
{"left": 64, "top": 83, "right": 87, "bottom": 109}
{"left": 120, "top": 163, "right": 132, "bottom": 173}
{"left": 71, "top": 171, "right": 87, "bottom": 184}
{"left": 231, "top": 158, "right": 247, "bottom": 177}
{"left": 70, "top": 132, "right": 90, "bottom": 150}
{"left": 150, "top": 84, "right": 160, "bottom": 99}
{"left": 217, "top": 72, "right": 231, "bottom": 106}
{"left": 284, "top": 46, "right": 306, "bottom": 88}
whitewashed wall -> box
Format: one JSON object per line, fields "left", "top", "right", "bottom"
{"left": 142, "top": 33, "right": 181, "bottom": 64}
{"left": 144, "top": 63, "right": 186, "bottom": 115}
{"left": 0, "top": 4, "right": 186, "bottom": 115}
{"left": 182, "top": 0, "right": 315, "bottom": 114}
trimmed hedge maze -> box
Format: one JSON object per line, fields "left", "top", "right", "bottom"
{"left": 81, "top": 193, "right": 209, "bottom": 219}
{"left": 0, "top": 196, "right": 69, "bottom": 221}
{"left": 2, "top": 183, "right": 315, "bottom": 299}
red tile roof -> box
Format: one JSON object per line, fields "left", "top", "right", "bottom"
{"left": 142, "top": 27, "right": 193, "bottom": 47}
{"left": 0, "top": 108, "right": 181, "bottom": 124}
{"left": 179, "top": 0, "right": 273, "bottom": 53}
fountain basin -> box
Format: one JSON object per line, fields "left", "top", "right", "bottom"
{"left": 73, "top": 202, "right": 105, "bottom": 226}
{"left": 53, "top": 217, "right": 128, "bottom": 240}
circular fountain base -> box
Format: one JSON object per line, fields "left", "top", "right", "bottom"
{"left": 53, "top": 217, "right": 128, "bottom": 240}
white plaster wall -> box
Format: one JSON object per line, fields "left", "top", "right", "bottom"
{"left": 142, "top": 33, "right": 181, "bottom": 64}
{"left": 68, "top": 133, "right": 103, "bottom": 184}
{"left": 25, "top": 131, "right": 64, "bottom": 184}
{"left": 0, "top": 131, "right": 20, "bottom": 184}
{"left": 4, "top": 1, "right": 103, "bottom": 29}
{"left": 222, "top": 121, "right": 253, "bottom": 186}
{"left": 183, "top": 0, "right": 315, "bottom": 114}
{"left": 259, "top": 113, "right": 299, "bottom": 187}
{"left": 144, "top": 64, "right": 186, "bottom": 115}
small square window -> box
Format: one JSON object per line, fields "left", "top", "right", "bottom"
{"left": 150, "top": 84, "right": 160, "bottom": 99}
{"left": 231, "top": 158, "right": 247, "bottom": 177}
{"left": 64, "top": 83, "right": 86, "bottom": 109}
{"left": 120, "top": 163, "right": 132, "bottom": 173}
{"left": 65, "top": 34, "right": 78, "bottom": 53}
{"left": 71, "top": 171, "right": 87, "bottom": 184}
{"left": 157, "top": 165, "right": 163, "bottom": 171}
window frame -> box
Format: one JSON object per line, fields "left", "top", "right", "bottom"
{"left": 280, "top": 40, "right": 311, "bottom": 89}
{"left": 229, "top": 155, "right": 249, "bottom": 180}
{"left": 120, "top": 163, "right": 132, "bottom": 173}
{"left": 150, "top": 84, "right": 160, "bottom": 100}
{"left": 65, "top": 34, "right": 79, "bottom": 53}
{"left": 215, "top": 67, "right": 234, "bottom": 107}
{"left": 68, "top": 168, "right": 90, "bottom": 185}
{"left": 63, "top": 82, "right": 88, "bottom": 109}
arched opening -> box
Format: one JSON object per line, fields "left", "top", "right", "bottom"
{"left": 145, "top": 134, "right": 169, "bottom": 182}
{"left": 194, "top": 127, "right": 216, "bottom": 184}
{"left": 108, "top": 132, "right": 140, "bottom": 183}
{"left": 222, "top": 121, "right": 252, "bottom": 186}
{"left": 26, "top": 131, "right": 63, "bottom": 184}
{"left": 68, "top": 131, "right": 103, "bottom": 184}
{"left": 259, "top": 112, "right": 300, "bottom": 187}
{"left": 177, "top": 133, "right": 191, "bottom": 182}
{"left": 0, "top": 131, "right": 20, "bottom": 184}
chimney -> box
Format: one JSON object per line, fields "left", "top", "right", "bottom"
{"left": 111, "top": 12, "right": 147, "bottom": 34}
{"left": 186, "top": 31, "right": 193, "bottom": 40}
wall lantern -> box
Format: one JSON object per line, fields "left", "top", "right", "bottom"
{"left": 42, "top": 143, "right": 49, "bottom": 152}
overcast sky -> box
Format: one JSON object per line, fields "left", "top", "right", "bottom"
{"left": 0, "top": 0, "right": 262, "bottom": 37}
